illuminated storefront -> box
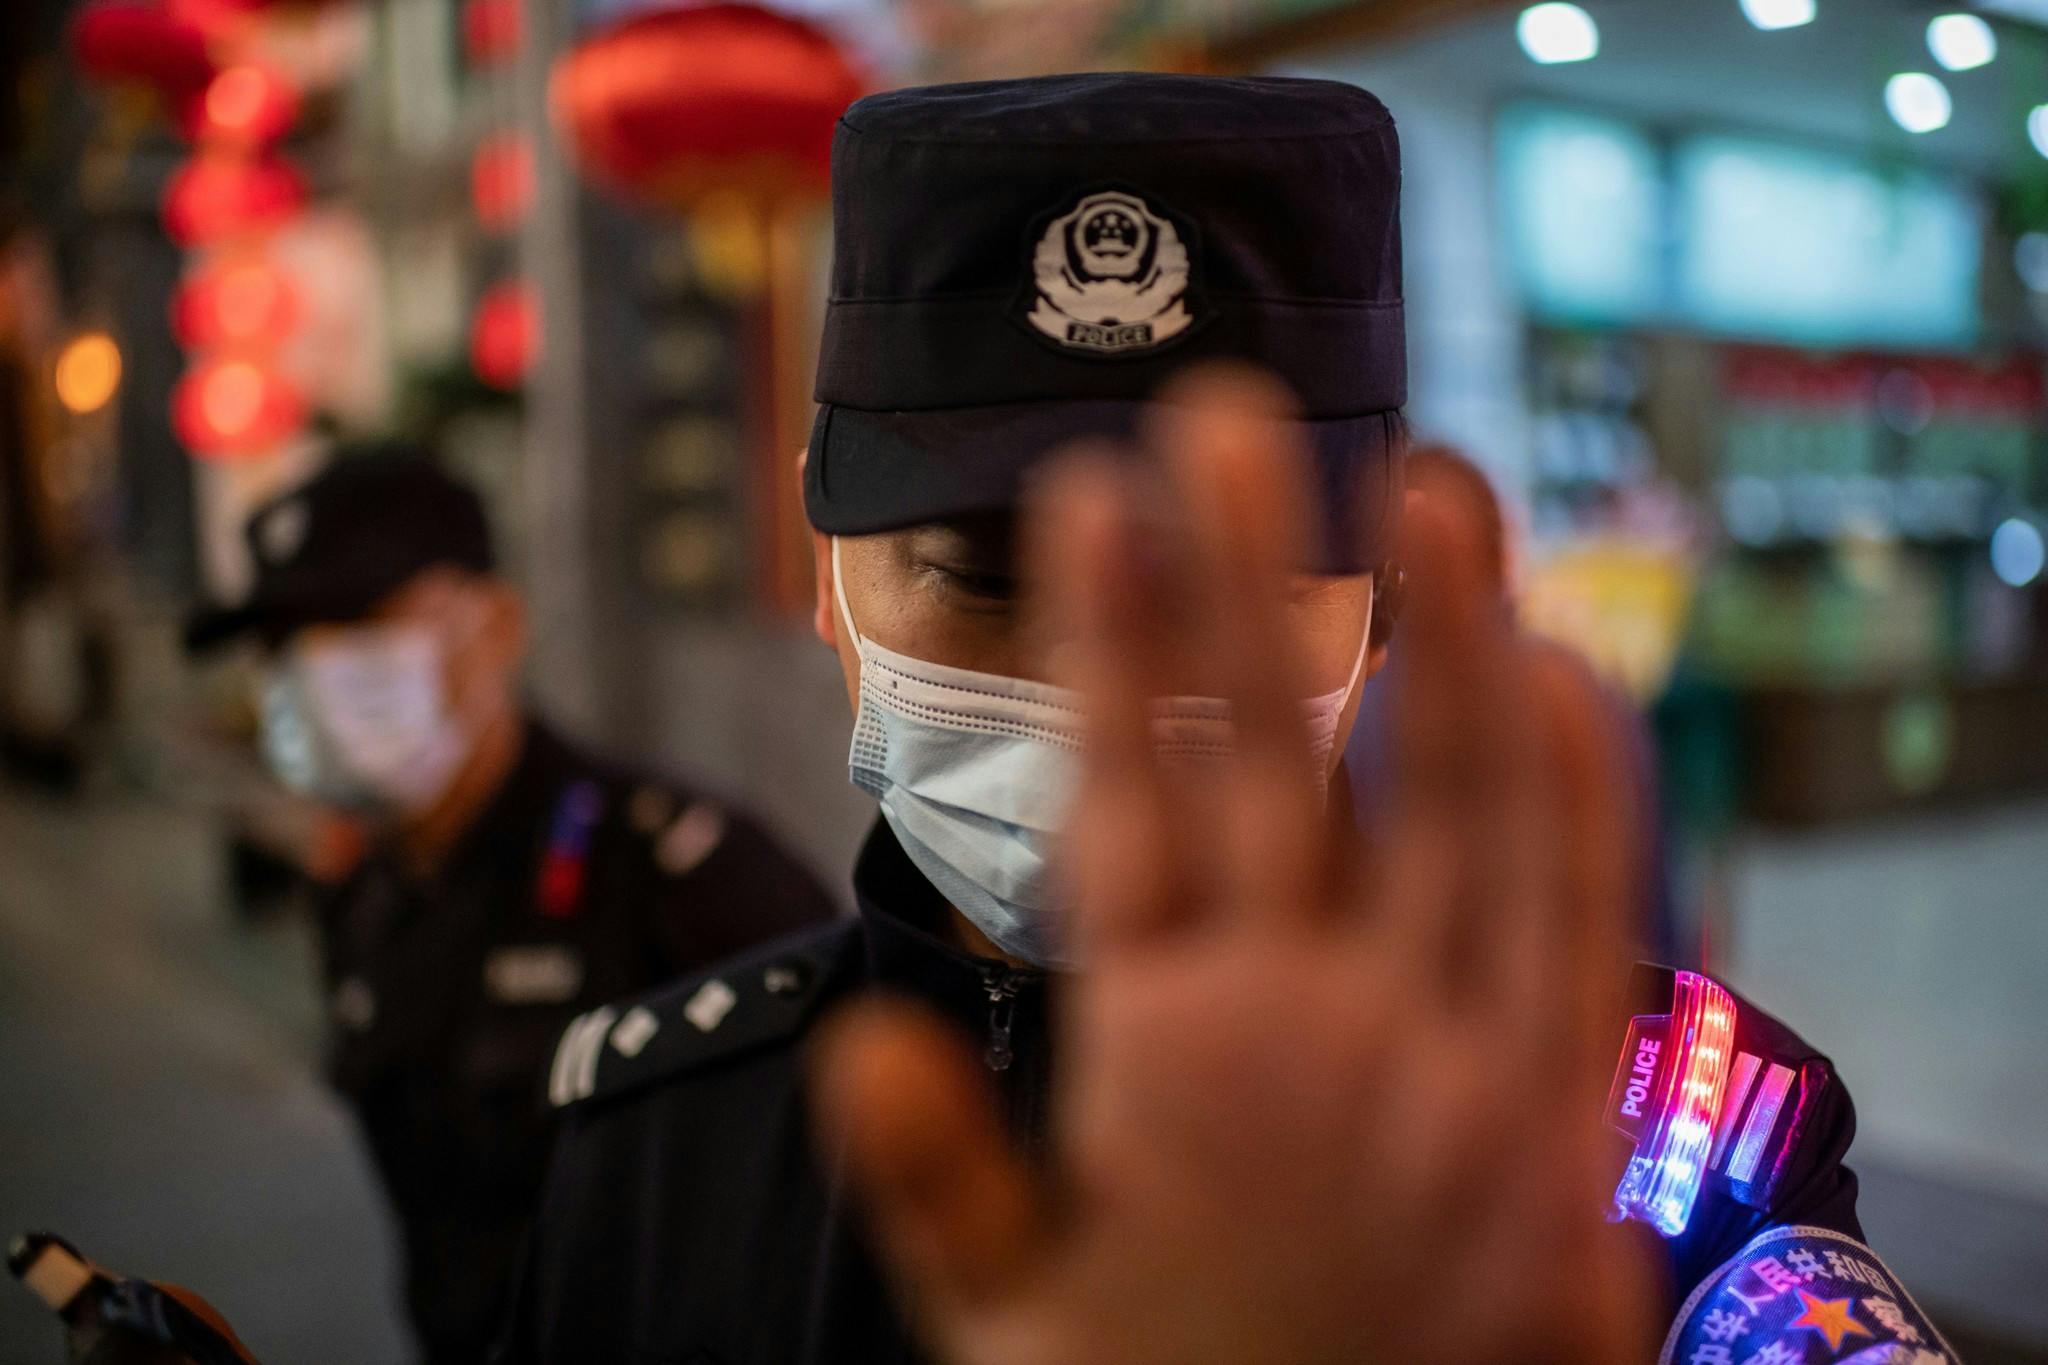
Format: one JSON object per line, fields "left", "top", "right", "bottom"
{"left": 1278, "top": 1, "right": 2048, "bottom": 830}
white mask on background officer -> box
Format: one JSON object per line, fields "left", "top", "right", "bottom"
{"left": 185, "top": 449, "right": 527, "bottom": 821}
{"left": 261, "top": 571, "right": 519, "bottom": 814}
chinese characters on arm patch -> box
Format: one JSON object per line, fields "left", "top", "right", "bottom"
{"left": 1663, "top": 1225, "right": 1956, "bottom": 1365}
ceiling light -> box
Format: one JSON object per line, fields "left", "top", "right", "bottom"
{"left": 1884, "top": 73, "right": 1952, "bottom": 134}
{"left": 1927, "top": 13, "right": 1997, "bottom": 69}
{"left": 1739, "top": 0, "right": 1816, "bottom": 31}
{"left": 1518, "top": 3, "right": 1600, "bottom": 64}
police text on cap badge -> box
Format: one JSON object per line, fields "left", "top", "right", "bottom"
{"left": 1019, "top": 188, "right": 1202, "bottom": 356}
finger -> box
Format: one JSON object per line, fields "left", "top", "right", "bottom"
{"left": 809, "top": 1000, "right": 1051, "bottom": 1323}
{"left": 1030, "top": 450, "right": 1197, "bottom": 952}
{"left": 1152, "top": 366, "right": 1328, "bottom": 922}
{"left": 1515, "top": 644, "right": 1638, "bottom": 1079}
{"left": 1340, "top": 540, "right": 1405, "bottom": 906}
{"left": 1449, "top": 633, "right": 1569, "bottom": 1011}
{"left": 1375, "top": 471, "right": 1530, "bottom": 989}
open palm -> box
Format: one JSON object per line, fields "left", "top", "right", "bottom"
{"left": 813, "top": 371, "right": 1658, "bottom": 1365}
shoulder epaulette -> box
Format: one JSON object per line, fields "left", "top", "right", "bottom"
{"left": 547, "top": 918, "right": 860, "bottom": 1111}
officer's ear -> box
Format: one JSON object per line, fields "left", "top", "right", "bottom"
{"left": 801, "top": 448, "right": 839, "bottom": 651}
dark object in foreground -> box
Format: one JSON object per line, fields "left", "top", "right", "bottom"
{"left": 8, "top": 1232, "right": 259, "bottom": 1365}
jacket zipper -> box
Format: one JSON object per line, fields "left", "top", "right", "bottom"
{"left": 980, "top": 965, "right": 1056, "bottom": 1152}
{"left": 981, "top": 968, "right": 1021, "bottom": 1072}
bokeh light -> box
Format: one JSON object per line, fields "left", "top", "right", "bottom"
{"left": 199, "top": 63, "right": 298, "bottom": 146}
{"left": 1517, "top": 3, "right": 1599, "bottom": 64}
{"left": 1990, "top": 517, "right": 2046, "bottom": 587}
{"left": 171, "top": 257, "right": 300, "bottom": 350}
{"left": 463, "top": 0, "right": 523, "bottom": 64}
{"left": 471, "top": 281, "right": 539, "bottom": 390}
{"left": 1926, "top": 14, "right": 1996, "bottom": 71}
{"left": 2029, "top": 104, "right": 2048, "bottom": 159}
{"left": 54, "top": 332, "right": 122, "bottom": 415}
{"left": 161, "top": 152, "right": 308, "bottom": 247}
{"left": 1739, "top": 0, "right": 1816, "bottom": 32}
{"left": 1884, "top": 73, "right": 1951, "bottom": 134}
{"left": 171, "top": 356, "right": 304, "bottom": 457}
{"left": 471, "top": 133, "right": 537, "bottom": 232}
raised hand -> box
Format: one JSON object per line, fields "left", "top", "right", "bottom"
{"left": 811, "top": 368, "right": 1658, "bottom": 1365}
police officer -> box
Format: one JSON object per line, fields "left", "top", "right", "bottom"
{"left": 505, "top": 75, "right": 1951, "bottom": 1362}
{"left": 184, "top": 448, "right": 838, "bottom": 1365}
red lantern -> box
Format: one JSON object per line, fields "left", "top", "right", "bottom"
{"left": 463, "top": 0, "right": 523, "bottom": 65}
{"left": 70, "top": 1, "right": 215, "bottom": 98}
{"left": 171, "top": 256, "right": 300, "bottom": 350}
{"left": 471, "top": 282, "right": 537, "bottom": 390}
{"left": 168, "top": 0, "right": 274, "bottom": 14}
{"left": 550, "top": 3, "right": 864, "bottom": 210}
{"left": 196, "top": 63, "right": 299, "bottom": 147}
{"left": 172, "top": 356, "right": 305, "bottom": 458}
{"left": 164, "top": 0, "right": 264, "bottom": 44}
{"left": 162, "top": 151, "right": 309, "bottom": 247}
{"left": 471, "top": 132, "right": 536, "bottom": 232}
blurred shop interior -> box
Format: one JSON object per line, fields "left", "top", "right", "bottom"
{"left": 1, "top": 0, "right": 2045, "bottom": 1360}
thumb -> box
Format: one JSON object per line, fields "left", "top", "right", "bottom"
{"left": 809, "top": 999, "right": 1051, "bottom": 1325}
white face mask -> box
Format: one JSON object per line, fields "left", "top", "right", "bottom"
{"left": 260, "top": 624, "right": 473, "bottom": 814}
{"left": 834, "top": 538, "right": 1366, "bottom": 968}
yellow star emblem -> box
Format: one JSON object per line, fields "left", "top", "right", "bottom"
{"left": 1788, "top": 1288, "right": 1874, "bottom": 1352}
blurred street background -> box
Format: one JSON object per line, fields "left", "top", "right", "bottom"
{"left": 2, "top": 0, "right": 2047, "bottom": 1360}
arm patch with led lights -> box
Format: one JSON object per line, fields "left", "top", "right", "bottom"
{"left": 1607, "top": 965, "right": 1846, "bottom": 1239}
{"left": 1660, "top": 1225, "right": 1956, "bottom": 1365}
{"left": 1605, "top": 964, "right": 1885, "bottom": 1311}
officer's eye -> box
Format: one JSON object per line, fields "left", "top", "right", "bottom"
{"left": 925, "top": 561, "right": 1018, "bottom": 604}
{"left": 906, "top": 518, "right": 1019, "bottom": 608}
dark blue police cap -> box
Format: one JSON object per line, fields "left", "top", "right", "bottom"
{"left": 184, "top": 445, "right": 495, "bottom": 651}
{"left": 804, "top": 72, "right": 1406, "bottom": 571}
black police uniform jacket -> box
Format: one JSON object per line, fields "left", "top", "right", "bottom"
{"left": 502, "top": 821, "right": 1948, "bottom": 1365}
{"left": 320, "top": 719, "right": 837, "bottom": 1364}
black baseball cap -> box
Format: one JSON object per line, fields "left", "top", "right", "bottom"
{"left": 183, "top": 446, "right": 495, "bottom": 652}
{"left": 803, "top": 72, "right": 1406, "bottom": 572}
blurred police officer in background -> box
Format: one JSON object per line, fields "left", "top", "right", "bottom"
{"left": 182, "top": 446, "right": 838, "bottom": 1365}
{"left": 507, "top": 74, "right": 1952, "bottom": 1364}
